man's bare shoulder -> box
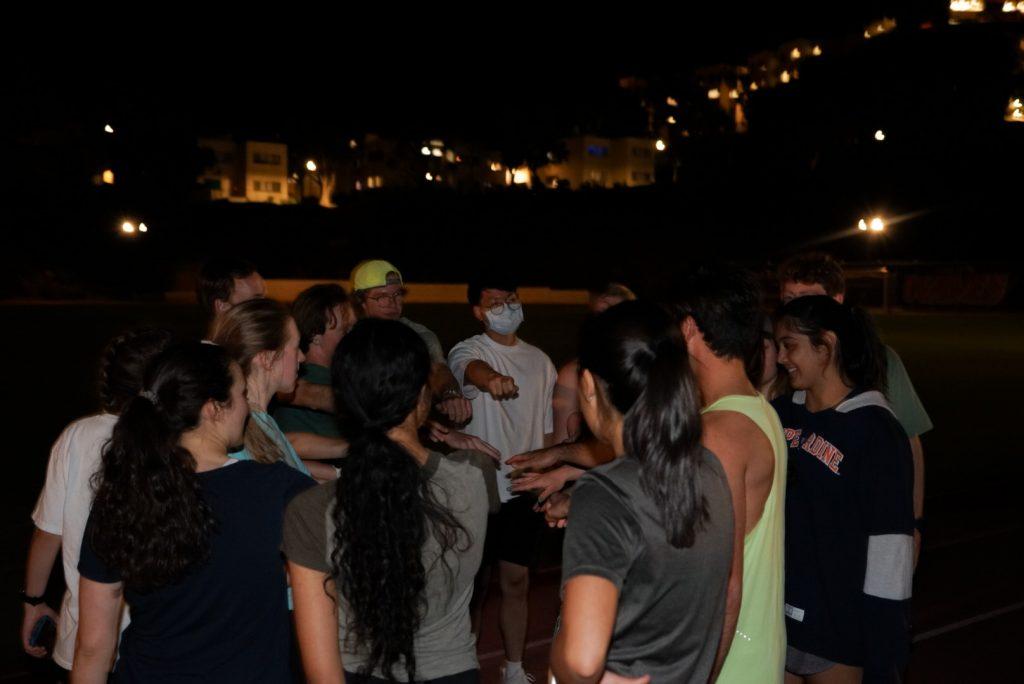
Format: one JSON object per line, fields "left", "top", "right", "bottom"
{"left": 702, "top": 411, "right": 772, "bottom": 467}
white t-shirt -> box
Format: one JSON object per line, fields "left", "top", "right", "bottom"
{"left": 32, "top": 413, "right": 130, "bottom": 669}
{"left": 448, "top": 334, "right": 556, "bottom": 502}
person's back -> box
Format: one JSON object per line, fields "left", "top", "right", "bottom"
{"left": 564, "top": 451, "right": 734, "bottom": 681}
{"left": 285, "top": 449, "right": 496, "bottom": 680}
{"left": 81, "top": 460, "right": 310, "bottom": 682}
{"left": 703, "top": 394, "right": 787, "bottom": 682}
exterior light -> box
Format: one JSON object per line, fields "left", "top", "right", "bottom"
{"left": 812, "top": 45, "right": 823, "bottom": 56}
{"left": 780, "top": 70, "right": 791, "bottom": 84}
{"left": 1003, "top": 1, "right": 1015, "bottom": 10}
{"left": 421, "top": 146, "right": 431, "bottom": 156}
{"left": 121, "top": 221, "right": 136, "bottom": 234}
{"left": 667, "top": 115, "right": 677, "bottom": 124}
{"left": 708, "top": 88, "right": 720, "bottom": 99}
{"left": 512, "top": 168, "right": 530, "bottom": 185}
{"left": 869, "top": 217, "right": 885, "bottom": 232}
{"left": 104, "top": 124, "right": 114, "bottom": 134}
{"left": 858, "top": 219, "right": 869, "bottom": 231}
{"left": 790, "top": 47, "right": 801, "bottom": 60}
{"left": 950, "top": 0, "right": 984, "bottom": 11}
{"left": 729, "top": 89, "right": 739, "bottom": 99}
{"left": 431, "top": 148, "right": 442, "bottom": 157}
{"left": 750, "top": 82, "right": 759, "bottom": 91}
{"left": 348, "top": 139, "right": 358, "bottom": 149}
{"left": 489, "top": 162, "right": 503, "bottom": 172}
{"left": 666, "top": 96, "right": 678, "bottom": 107}
{"left": 425, "top": 172, "right": 433, "bottom": 181}
{"left": 305, "top": 160, "right": 317, "bottom": 172}
{"left": 138, "top": 222, "right": 148, "bottom": 233}
{"left": 874, "top": 129, "right": 886, "bottom": 141}
{"left": 1013, "top": 109, "right": 1023, "bottom": 120}
{"left": 101, "top": 169, "right": 115, "bottom": 185}
{"left": 655, "top": 139, "right": 666, "bottom": 151}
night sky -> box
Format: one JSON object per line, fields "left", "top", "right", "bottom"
{"left": 14, "top": 3, "right": 932, "bottom": 145}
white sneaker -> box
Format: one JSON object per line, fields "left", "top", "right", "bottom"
{"left": 500, "top": 664, "right": 536, "bottom": 684}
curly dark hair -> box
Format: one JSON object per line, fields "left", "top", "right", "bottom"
{"left": 329, "top": 319, "right": 467, "bottom": 683}
{"left": 98, "top": 328, "right": 175, "bottom": 414}
{"left": 89, "top": 342, "right": 233, "bottom": 592}
{"left": 777, "top": 252, "right": 846, "bottom": 297}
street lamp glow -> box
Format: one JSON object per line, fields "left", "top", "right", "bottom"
{"left": 729, "top": 89, "right": 739, "bottom": 99}
{"left": 812, "top": 45, "right": 823, "bottom": 56}
{"left": 790, "top": 47, "right": 802, "bottom": 60}
{"left": 104, "top": 124, "right": 114, "bottom": 134}
{"left": 425, "top": 172, "right": 433, "bottom": 181}
{"left": 420, "top": 146, "right": 431, "bottom": 156}
{"left": 121, "top": 221, "right": 136, "bottom": 234}
{"left": 138, "top": 222, "right": 148, "bottom": 233}
{"left": 431, "top": 148, "right": 443, "bottom": 157}
{"left": 305, "top": 160, "right": 317, "bottom": 172}
{"left": 708, "top": 88, "right": 720, "bottom": 99}
{"left": 655, "top": 139, "right": 666, "bottom": 152}
{"left": 102, "top": 169, "right": 115, "bottom": 185}
{"left": 780, "top": 70, "right": 791, "bottom": 84}
{"left": 858, "top": 219, "right": 869, "bottom": 231}
{"left": 750, "top": 82, "right": 759, "bottom": 91}
{"left": 667, "top": 115, "right": 677, "bottom": 124}
{"left": 869, "top": 217, "right": 885, "bottom": 233}
{"left": 874, "top": 129, "right": 886, "bottom": 141}
{"left": 666, "top": 96, "right": 678, "bottom": 107}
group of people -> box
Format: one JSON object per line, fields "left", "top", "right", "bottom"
{"left": 19, "top": 252, "right": 931, "bottom": 683}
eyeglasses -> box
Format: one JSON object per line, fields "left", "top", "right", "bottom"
{"left": 487, "top": 295, "right": 522, "bottom": 315}
{"left": 365, "top": 290, "right": 406, "bottom": 305}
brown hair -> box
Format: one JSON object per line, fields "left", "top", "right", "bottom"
{"left": 210, "top": 298, "right": 292, "bottom": 464}
{"left": 292, "top": 283, "right": 350, "bottom": 352}
{"left": 777, "top": 252, "right": 846, "bottom": 297}
{"left": 196, "top": 257, "right": 258, "bottom": 314}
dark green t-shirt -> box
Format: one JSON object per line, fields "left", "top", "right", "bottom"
{"left": 273, "top": 364, "right": 340, "bottom": 438}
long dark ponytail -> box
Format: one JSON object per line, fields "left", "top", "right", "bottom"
{"left": 776, "top": 295, "right": 888, "bottom": 393}
{"left": 578, "top": 300, "right": 708, "bottom": 548}
{"left": 89, "top": 342, "right": 234, "bottom": 592}
{"left": 329, "top": 319, "right": 466, "bottom": 683}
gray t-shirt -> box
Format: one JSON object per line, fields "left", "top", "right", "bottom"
{"left": 562, "top": 450, "right": 734, "bottom": 683}
{"left": 282, "top": 449, "right": 498, "bottom": 681}
{"left": 400, "top": 317, "right": 445, "bottom": 365}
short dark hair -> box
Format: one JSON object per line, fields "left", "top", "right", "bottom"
{"left": 292, "top": 284, "right": 350, "bottom": 352}
{"left": 587, "top": 281, "right": 637, "bottom": 300}
{"left": 668, "top": 264, "right": 763, "bottom": 361}
{"left": 196, "top": 257, "right": 258, "bottom": 314}
{"left": 777, "top": 252, "right": 846, "bottom": 297}
{"left": 467, "top": 275, "right": 518, "bottom": 306}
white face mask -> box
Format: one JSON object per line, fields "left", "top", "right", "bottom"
{"left": 485, "top": 305, "right": 524, "bottom": 335}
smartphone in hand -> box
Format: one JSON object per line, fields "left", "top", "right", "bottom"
{"left": 29, "top": 615, "right": 56, "bottom": 654}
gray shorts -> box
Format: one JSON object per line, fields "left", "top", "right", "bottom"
{"left": 786, "top": 646, "right": 837, "bottom": 676}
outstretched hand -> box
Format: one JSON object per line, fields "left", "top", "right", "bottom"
{"left": 427, "top": 420, "right": 501, "bottom": 464}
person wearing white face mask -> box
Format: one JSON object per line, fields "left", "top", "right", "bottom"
{"left": 448, "top": 276, "right": 557, "bottom": 684}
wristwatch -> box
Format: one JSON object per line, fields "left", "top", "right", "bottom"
{"left": 20, "top": 590, "right": 45, "bottom": 606}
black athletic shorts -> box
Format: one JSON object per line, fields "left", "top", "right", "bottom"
{"left": 483, "top": 494, "right": 545, "bottom": 568}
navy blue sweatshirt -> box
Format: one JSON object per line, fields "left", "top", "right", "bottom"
{"left": 772, "top": 389, "right": 914, "bottom": 678}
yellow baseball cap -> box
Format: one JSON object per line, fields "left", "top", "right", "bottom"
{"left": 351, "top": 260, "right": 403, "bottom": 291}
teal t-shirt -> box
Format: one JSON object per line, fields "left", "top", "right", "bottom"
{"left": 272, "top": 364, "right": 341, "bottom": 438}
{"left": 230, "top": 410, "right": 311, "bottom": 477}
{"left": 885, "top": 346, "right": 933, "bottom": 439}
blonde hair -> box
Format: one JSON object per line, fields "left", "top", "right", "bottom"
{"left": 210, "top": 298, "right": 292, "bottom": 464}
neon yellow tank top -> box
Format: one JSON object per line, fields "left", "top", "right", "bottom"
{"left": 703, "top": 394, "right": 787, "bottom": 684}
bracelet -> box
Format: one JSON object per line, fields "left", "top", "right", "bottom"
{"left": 20, "top": 590, "right": 45, "bottom": 606}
